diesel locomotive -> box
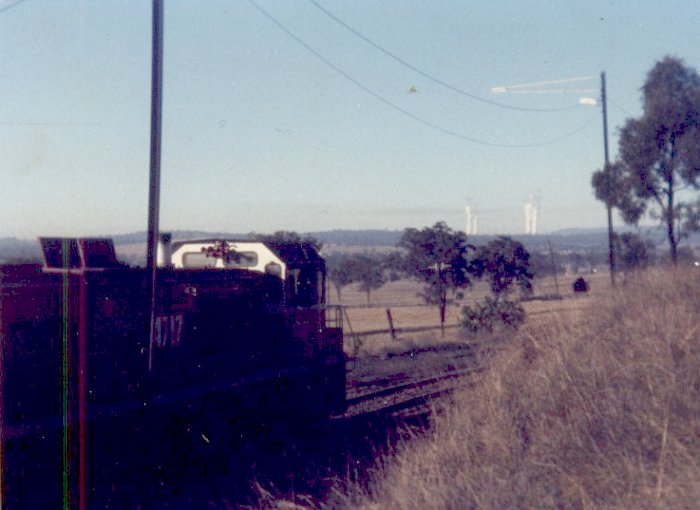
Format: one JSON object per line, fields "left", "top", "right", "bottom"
{"left": 0, "top": 235, "right": 345, "bottom": 508}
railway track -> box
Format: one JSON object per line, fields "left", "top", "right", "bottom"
{"left": 340, "top": 299, "right": 595, "bottom": 420}
{"left": 342, "top": 366, "right": 483, "bottom": 419}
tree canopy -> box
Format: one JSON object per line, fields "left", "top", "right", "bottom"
{"left": 252, "top": 231, "right": 323, "bottom": 252}
{"left": 613, "top": 232, "right": 654, "bottom": 273}
{"left": 326, "top": 254, "right": 357, "bottom": 301}
{"left": 470, "top": 236, "right": 533, "bottom": 301}
{"left": 326, "top": 252, "right": 389, "bottom": 303}
{"left": 397, "top": 222, "right": 472, "bottom": 336}
{"left": 592, "top": 160, "right": 644, "bottom": 222}
{"left": 349, "top": 254, "right": 388, "bottom": 305}
{"left": 611, "top": 56, "right": 700, "bottom": 264}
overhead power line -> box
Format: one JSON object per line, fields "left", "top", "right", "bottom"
{"left": 0, "top": 121, "right": 100, "bottom": 126}
{"left": 307, "top": 0, "right": 581, "bottom": 113}
{"left": 495, "top": 88, "right": 597, "bottom": 95}
{"left": 0, "top": 0, "right": 30, "bottom": 15}
{"left": 247, "top": 0, "right": 598, "bottom": 149}
{"left": 607, "top": 97, "right": 633, "bottom": 117}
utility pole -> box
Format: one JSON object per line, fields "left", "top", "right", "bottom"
{"left": 601, "top": 71, "right": 616, "bottom": 286}
{"left": 547, "top": 238, "right": 561, "bottom": 297}
{"left": 492, "top": 74, "right": 616, "bottom": 285}
{"left": 146, "top": 0, "right": 164, "bottom": 371}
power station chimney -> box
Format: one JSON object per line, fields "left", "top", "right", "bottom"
{"left": 465, "top": 206, "right": 478, "bottom": 236}
{"left": 524, "top": 196, "right": 538, "bottom": 235}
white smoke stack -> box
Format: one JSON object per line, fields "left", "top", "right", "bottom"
{"left": 465, "top": 205, "right": 478, "bottom": 236}
{"left": 524, "top": 202, "right": 531, "bottom": 234}
{"left": 524, "top": 196, "right": 537, "bottom": 235}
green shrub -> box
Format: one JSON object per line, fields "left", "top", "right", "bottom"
{"left": 460, "top": 297, "right": 525, "bottom": 333}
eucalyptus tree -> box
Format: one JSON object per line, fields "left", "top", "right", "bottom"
{"left": 398, "top": 222, "right": 472, "bottom": 336}
{"left": 470, "top": 236, "right": 533, "bottom": 301}
{"left": 613, "top": 56, "right": 700, "bottom": 264}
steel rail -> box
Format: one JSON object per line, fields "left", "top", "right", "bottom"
{"left": 343, "top": 366, "right": 484, "bottom": 418}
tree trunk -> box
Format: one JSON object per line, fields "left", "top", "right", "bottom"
{"left": 334, "top": 284, "right": 342, "bottom": 302}
{"left": 439, "top": 294, "right": 446, "bottom": 338}
{"left": 668, "top": 217, "right": 677, "bottom": 265}
{"left": 668, "top": 171, "right": 677, "bottom": 266}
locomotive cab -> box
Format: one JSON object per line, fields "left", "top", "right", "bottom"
{"left": 159, "top": 236, "right": 346, "bottom": 413}
{"left": 160, "top": 237, "right": 328, "bottom": 309}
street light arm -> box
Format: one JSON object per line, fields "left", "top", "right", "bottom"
{"left": 491, "top": 75, "right": 596, "bottom": 94}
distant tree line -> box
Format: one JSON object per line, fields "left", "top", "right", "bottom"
{"left": 325, "top": 222, "right": 536, "bottom": 336}
{"left": 325, "top": 253, "right": 392, "bottom": 305}
{"left": 325, "top": 218, "right": 699, "bottom": 337}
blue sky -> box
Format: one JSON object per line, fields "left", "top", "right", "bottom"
{"left": 1, "top": 0, "right": 698, "bottom": 238}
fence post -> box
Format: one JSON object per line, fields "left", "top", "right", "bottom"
{"left": 342, "top": 307, "right": 362, "bottom": 368}
{"left": 386, "top": 308, "right": 397, "bottom": 340}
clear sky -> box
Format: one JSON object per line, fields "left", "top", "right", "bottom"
{"left": 1, "top": 0, "right": 698, "bottom": 239}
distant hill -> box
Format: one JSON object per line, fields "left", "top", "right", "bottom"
{"left": 310, "top": 229, "right": 402, "bottom": 247}
{"left": 0, "top": 237, "right": 41, "bottom": 263}
{"left": 108, "top": 230, "right": 249, "bottom": 245}
{"left": 3, "top": 226, "right": 697, "bottom": 264}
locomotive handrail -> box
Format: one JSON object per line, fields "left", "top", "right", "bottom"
{"left": 324, "top": 304, "right": 344, "bottom": 330}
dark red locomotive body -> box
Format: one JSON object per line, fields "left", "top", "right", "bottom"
{"left": 0, "top": 237, "right": 345, "bottom": 508}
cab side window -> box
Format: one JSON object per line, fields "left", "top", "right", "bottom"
{"left": 286, "top": 267, "right": 319, "bottom": 307}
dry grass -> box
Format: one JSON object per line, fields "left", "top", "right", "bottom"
{"left": 324, "top": 268, "right": 700, "bottom": 509}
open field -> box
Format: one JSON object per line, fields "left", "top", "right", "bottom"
{"left": 333, "top": 271, "right": 611, "bottom": 357}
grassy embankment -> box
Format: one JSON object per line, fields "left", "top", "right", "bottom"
{"left": 323, "top": 268, "right": 700, "bottom": 509}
